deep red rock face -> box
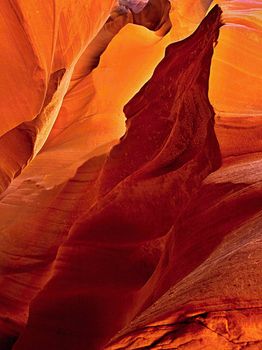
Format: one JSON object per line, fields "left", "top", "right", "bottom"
{"left": 0, "top": 1, "right": 261, "bottom": 350}
{"left": 13, "top": 6, "right": 222, "bottom": 350}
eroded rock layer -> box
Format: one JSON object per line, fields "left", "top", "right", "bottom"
{"left": 0, "top": 1, "right": 261, "bottom": 349}
{"left": 13, "top": 6, "right": 222, "bottom": 350}
{"left": 106, "top": 152, "right": 262, "bottom": 349}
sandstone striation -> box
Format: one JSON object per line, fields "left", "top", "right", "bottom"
{"left": 0, "top": 1, "right": 261, "bottom": 349}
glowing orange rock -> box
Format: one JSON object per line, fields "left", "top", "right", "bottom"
{"left": 0, "top": 0, "right": 116, "bottom": 193}
{"left": 13, "top": 6, "right": 222, "bottom": 350}
{"left": 210, "top": 0, "right": 262, "bottom": 114}
{"left": 0, "top": 1, "right": 261, "bottom": 349}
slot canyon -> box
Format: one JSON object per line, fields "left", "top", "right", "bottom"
{"left": 0, "top": 1, "right": 261, "bottom": 349}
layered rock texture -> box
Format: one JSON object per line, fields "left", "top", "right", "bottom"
{"left": 0, "top": 1, "right": 261, "bottom": 349}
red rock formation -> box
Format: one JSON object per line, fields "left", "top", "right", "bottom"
{"left": 0, "top": 1, "right": 261, "bottom": 349}
{"left": 13, "top": 6, "right": 222, "bottom": 350}
{"left": 106, "top": 152, "right": 262, "bottom": 349}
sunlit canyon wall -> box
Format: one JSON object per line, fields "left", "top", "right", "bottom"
{"left": 0, "top": 1, "right": 261, "bottom": 349}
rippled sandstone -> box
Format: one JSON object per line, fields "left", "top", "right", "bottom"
{"left": 0, "top": 1, "right": 261, "bottom": 349}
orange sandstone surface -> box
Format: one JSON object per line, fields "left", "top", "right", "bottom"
{"left": 0, "top": 1, "right": 261, "bottom": 349}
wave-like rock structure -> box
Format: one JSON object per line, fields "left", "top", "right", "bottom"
{"left": 0, "top": 1, "right": 261, "bottom": 349}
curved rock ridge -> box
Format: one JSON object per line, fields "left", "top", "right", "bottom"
{"left": 0, "top": 1, "right": 261, "bottom": 350}
{"left": 0, "top": 0, "right": 174, "bottom": 195}
{"left": 0, "top": 2, "right": 216, "bottom": 339}
{"left": 13, "top": 6, "right": 222, "bottom": 350}
{"left": 106, "top": 152, "right": 262, "bottom": 349}
{"left": 0, "top": 0, "right": 116, "bottom": 137}
{"left": 1, "top": 0, "right": 260, "bottom": 194}
{"left": 0, "top": 0, "right": 117, "bottom": 193}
